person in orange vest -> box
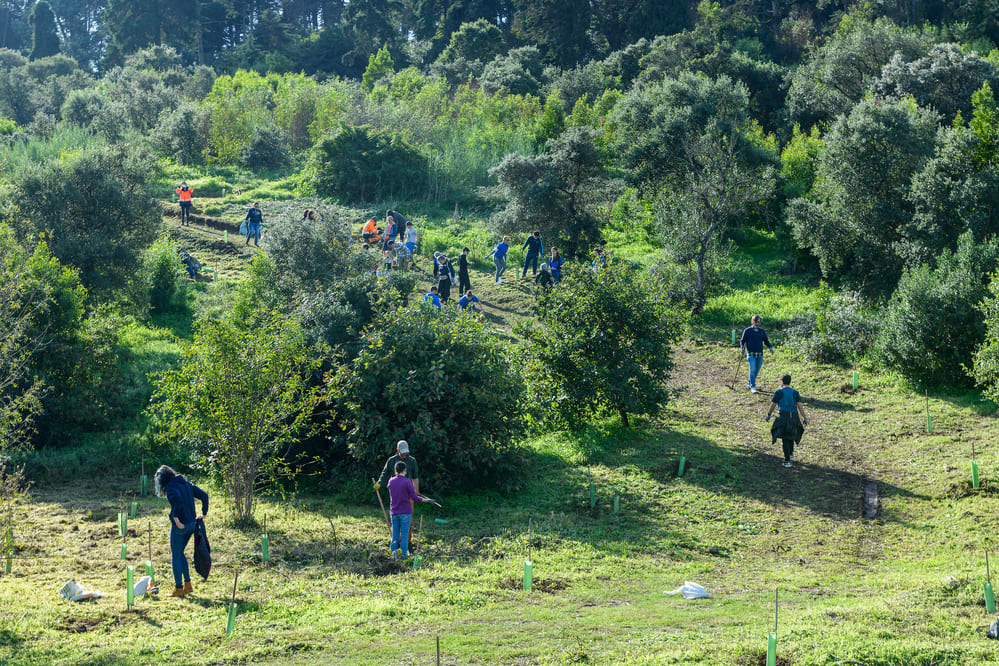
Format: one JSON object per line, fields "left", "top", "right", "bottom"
{"left": 176, "top": 182, "right": 193, "bottom": 226}
{"left": 362, "top": 218, "right": 381, "bottom": 244}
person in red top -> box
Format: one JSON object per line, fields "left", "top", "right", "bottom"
{"left": 176, "top": 182, "right": 193, "bottom": 226}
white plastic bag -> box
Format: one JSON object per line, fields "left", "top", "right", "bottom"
{"left": 133, "top": 575, "right": 153, "bottom": 597}
{"left": 665, "top": 581, "right": 712, "bottom": 599}
{"left": 59, "top": 579, "right": 104, "bottom": 602}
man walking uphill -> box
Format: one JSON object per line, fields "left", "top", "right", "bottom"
{"left": 521, "top": 231, "right": 543, "bottom": 279}
{"left": 739, "top": 315, "right": 773, "bottom": 393}
{"left": 766, "top": 374, "right": 808, "bottom": 468}
{"left": 374, "top": 440, "right": 420, "bottom": 549}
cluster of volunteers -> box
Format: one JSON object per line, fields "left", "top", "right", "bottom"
{"left": 156, "top": 192, "right": 812, "bottom": 580}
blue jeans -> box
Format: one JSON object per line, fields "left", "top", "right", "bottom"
{"left": 747, "top": 354, "right": 763, "bottom": 389}
{"left": 170, "top": 521, "right": 196, "bottom": 587}
{"left": 494, "top": 256, "right": 507, "bottom": 281}
{"left": 522, "top": 252, "right": 539, "bottom": 277}
{"left": 391, "top": 513, "right": 412, "bottom": 558}
{"left": 246, "top": 222, "right": 261, "bottom": 245}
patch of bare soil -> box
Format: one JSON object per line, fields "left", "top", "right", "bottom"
{"left": 497, "top": 577, "right": 569, "bottom": 593}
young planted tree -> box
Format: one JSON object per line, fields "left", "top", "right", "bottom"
{"left": 151, "top": 314, "right": 323, "bottom": 523}
{"left": 519, "top": 264, "right": 684, "bottom": 428}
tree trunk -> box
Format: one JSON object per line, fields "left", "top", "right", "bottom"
{"left": 619, "top": 407, "right": 629, "bottom": 428}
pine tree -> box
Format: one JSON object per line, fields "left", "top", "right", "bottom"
{"left": 28, "top": 0, "right": 60, "bottom": 60}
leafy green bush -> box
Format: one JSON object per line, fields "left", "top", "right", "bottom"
{"left": 519, "top": 264, "right": 685, "bottom": 428}
{"left": 330, "top": 306, "right": 527, "bottom": 493}
{"left": 310, "top": 124, "right": 428, "bottom": 203}
{"left": 875, "top": 233, "right": 998, "bottom": 387}
{"left": 784, "top": 283, "right": 880, "bottom": 366}
{"left": 144, "top": 236, "right": 185, "bottom": 315}
{"left": 237, "top": 123, "right": 292, "bottom": 170}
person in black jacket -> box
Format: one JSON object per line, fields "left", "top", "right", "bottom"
{"left": 433, "top": 254, "right": 456, "bottom": 303}
{"left": 457, "top": 247, "right": 471, "bottom": 295}
{"left": 154, "top": 465, "right": 209, "bottom": 598}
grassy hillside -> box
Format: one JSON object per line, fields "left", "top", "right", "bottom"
{"left": 4, "top": 307, "right": 999, "bottom": 664}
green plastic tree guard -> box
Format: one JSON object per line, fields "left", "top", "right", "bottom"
{"left": 523, "top": 560, "right": 532, "bottom": 591}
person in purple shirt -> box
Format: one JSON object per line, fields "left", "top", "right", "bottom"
{"left": 387, "top": 461, "right": 437, "bottom": 558}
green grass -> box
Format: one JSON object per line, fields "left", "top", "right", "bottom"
{"left": 5, "top": 337, "right": 999, "bottom": 664}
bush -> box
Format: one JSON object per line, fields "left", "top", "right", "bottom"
{"left": 330, "top": 306, "right": 527, "bottom": 493}
{"left": 874, "top": 233, "right": 998, "bottom": 387}
{"left": 519, "top": 264, "right": 685, "bottom": 428}
{"left": 784, "top": 284, "right": 880, "bottom": 366}
{"left": 310, "top": 124, "right": 428, "bottom": 203}
{"left": 144, "top": 236, "right": 186, "bottom": 315}
{"left": 238, "top": 123, "right": 292, "bottom": 170}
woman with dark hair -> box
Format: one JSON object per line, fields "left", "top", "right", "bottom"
{"left": 154, "top": 465, "right": 209, "bottom": 598}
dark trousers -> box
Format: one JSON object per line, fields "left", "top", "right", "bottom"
{"left": 438, "top": 278, "right": 451, "bottom": 303}
{"left": 782, "top": 439, "right": 795, "bottom": 461}
{"left": 179, "top": 202, "right": 191, "bottom": 225}
{"left": 458, "top": 272, "right": 470, "bottom": 296}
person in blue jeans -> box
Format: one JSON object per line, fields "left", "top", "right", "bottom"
{"left": 766, "top": 374, "right": 808, "bottom": 467}
{"left": 387, "top": 461, "right": 435, "bottom": 559}
{"left": 739, "top": 314, "right": 773, "bottom": 393}
{"left": 548, "top": 247, "right": 564, "bottom": 283}
{"left": 154, "top": 465, "right": 208, "bottom": 598}
{"left": 521, "top": 230, "right": 543, "bottom": 278}
{"left": 488, "top": 236, "right": 510, "bottom": 284}
{"left": 244, "top": 202, "right": 263, "bottom": 246}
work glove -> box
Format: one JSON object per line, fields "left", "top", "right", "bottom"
{"left": 765, "top": 414, "right": 771, "bottom": 422}
{"left": 802, "top": 417, "right": 808, "bottom": 426}
{"left": 768, "top": 347, "right": 774, "bottom": 355}
{"left": 373, "top": 482, "right": 381, "bottom": 491}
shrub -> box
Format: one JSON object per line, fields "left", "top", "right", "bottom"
{"left": 310, "top": 124, "right": 428, "bottom": 203}
{"left": 784, "top": 283, "right": 880, "bottom": 366}
{"left": 237, "top": 123, "right": 292, "bottom": 170}
{"left": 330, "top": 306, "right": 527, "bottom": 493}
{"left": 875, "top": 233, "right": 998, "bottom": 387}
{"left": 519, "top": 263, "right": 685, "bottom": 428}
{"left": 144, "top": 236, "right": 185, "bottom": 315}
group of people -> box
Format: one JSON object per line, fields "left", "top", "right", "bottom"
{"left": 739, "top": 315, "right": 809, "bottom": 469}
{"left": 362, "top": 211, "right": 419, "bottom": 275}
{"left": 485, "top": 232, "right": 565, "bottom": 287}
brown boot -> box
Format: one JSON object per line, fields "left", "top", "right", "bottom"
{"left": 183, "top": 580, "right": 193, "bottom": 595}
{"left": 170, "top": 586, "right": 186, "bottom": 598}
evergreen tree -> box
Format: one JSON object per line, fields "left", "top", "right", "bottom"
{"left": 28, "top": 0, "right": 59, "bottom": 60}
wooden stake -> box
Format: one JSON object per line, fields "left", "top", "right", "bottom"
{"left": 988, "top": 550, "right": 992, "bottom": 586}
{"left": 528, "top": 518, "right": 533, "bottom": 562}
{"left": 436, "top": 636, "right": 441, "bottom": 666}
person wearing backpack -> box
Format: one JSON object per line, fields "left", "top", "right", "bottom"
{"left": 154, "top": 465, "right": 209, "bottom": 598}
{"left": 521, "top": 230, "right": 544, "bottom": 278}
{"left": 766, "top": 374, "right": 808, "bottom": 468}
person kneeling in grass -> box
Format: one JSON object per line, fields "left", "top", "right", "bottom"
{"left": 388, "top": 461, "right": 435, "bottom": 559}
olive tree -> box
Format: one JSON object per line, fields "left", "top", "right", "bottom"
{"left": 151, "top": 313, "right": 323, "bottom": 523}
{"left": 518, "top": 264, "right": 685, "bottom": 428}
{"left": 612, "top": 72, "right": 776, "bottom": 310}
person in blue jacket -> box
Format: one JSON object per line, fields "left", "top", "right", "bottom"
{"left": 487, "top": 236, "right": 510, "bottom": 284}
{"left": 457, "top": 288, "right": 480, "bottom": 312}
{"left": 244, "top": 202, "right": 263, "bottom": 246}
{"left": 154, "top": 465, "right": 209, "bottom": 598}
{"left": 739, "top": 314, "right": 774, "bottom": 393}
{"left": 423, "top": 286, "right": 441, "bottom": 310}
{"left": 521, "top": 230, "right": 543, "bottom": 278}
